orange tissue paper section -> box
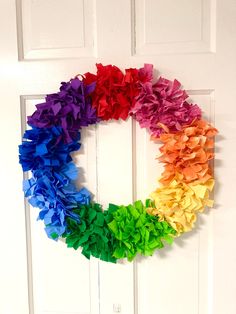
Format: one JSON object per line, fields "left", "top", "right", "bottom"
{"left": 149, "top": 119, "right": 218, "bottom": 233}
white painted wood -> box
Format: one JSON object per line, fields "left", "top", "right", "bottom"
{"left": 0, "top": 0, "right": 236, "bottom": 314}
{"left": 134, "top": 0, "right": 214, "bottom": 55}
{"left": 96, "top": 120, "right": 135, "bottom": 314}
{"left": 0, "top": 2, "right": 30, "bottom": 314}
{"left": 17, "top": 0, "right": 95, "bottom": 60}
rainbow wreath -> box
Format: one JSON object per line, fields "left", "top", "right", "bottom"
{"left": 19, "top": 64, "right": 218, "bottom": 263}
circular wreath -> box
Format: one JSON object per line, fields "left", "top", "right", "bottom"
{"left": 19, "top": 64, "right": 218, "bottom": 263}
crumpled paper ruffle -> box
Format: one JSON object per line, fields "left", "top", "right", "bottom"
{"left": 28, "top": 77, "right": 99, "bottom": 143}
{"left": 64, "top": 203, "right": 117, "bottom": 263}
{"left": 18, "top": 64, "right": 218, "bottom": 262}
{"left": 64, "top": 200, "right": 176, "bottom": 262}
{"left": 19, "top": 126, "right": 81, "bottom": 171}
{"left": 106, "top": 200, "right": 176, "bottom": 261}
{"left": 84, "top": 63, "right": 153, "bottom": 121}
{"left": 23, "top": 165, "right": 90, "bottom": 239}
{"left": 131, "top": 77, "right": 201, "bottom": 138}
{"left": 157, "top": 119, "right": 218, "bottom": 185}
{"left": 148, "top": 178, "right": 214, "bottom": 233}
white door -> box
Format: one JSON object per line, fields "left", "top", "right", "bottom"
{"left": 1, "top": 0, "right": 236, "bottom": 314}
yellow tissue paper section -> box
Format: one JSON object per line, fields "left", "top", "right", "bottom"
{"left": 148, "top": 177, "right": 214, "bottom": 233}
